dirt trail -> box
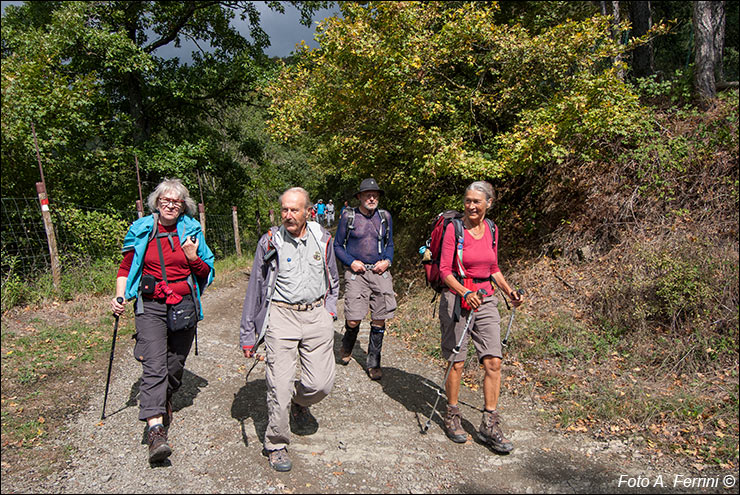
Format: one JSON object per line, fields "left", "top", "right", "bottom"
{"left": 5, "top": 273, "right": 732, "bottom": 494}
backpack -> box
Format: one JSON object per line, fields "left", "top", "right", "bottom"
{"left": 342, "top": 207, "right": 391, "bottom": 254}
{"left": 421, "top": 211, "right": 496, "bottom": 293}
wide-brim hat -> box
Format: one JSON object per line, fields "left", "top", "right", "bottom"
{"left": 355, "top": 178, "right": 384, "bottom": 198}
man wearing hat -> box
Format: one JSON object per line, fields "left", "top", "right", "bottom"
{"left": 334, "top": 178, "right": 396, "bottom": 380}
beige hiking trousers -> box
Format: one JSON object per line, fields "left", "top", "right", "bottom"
{"left": 263, "top": 303, "right": 336, "bottom": 451}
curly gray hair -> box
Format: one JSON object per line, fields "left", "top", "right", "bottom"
{"left": 147, "top": 178, "right": 198, "bottom": 217}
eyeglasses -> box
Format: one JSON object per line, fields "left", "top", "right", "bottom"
{"left": 159, "top": 197, "right": 184, "bottom": 207}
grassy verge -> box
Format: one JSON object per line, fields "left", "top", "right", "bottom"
{"left": 0, "top": 253, "right": 253, "bottom": 480}
{"left": 391, "top": 270, "right": 738, "bottom": 470}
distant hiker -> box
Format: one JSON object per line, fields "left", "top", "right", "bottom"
{"left": 111, "top": 178, "right": 215, "bottom": 464}
{"left": 340, "top": 200, "right": 349, "bottom": 217}
{"left": 316, "top": 199, "right": 326, "bottom": 226}
{"left": 437, "top": 180, "right": 522, "bottom": 453}
{"left": 269, "top": 208, "right": 275, "bottom": 226}
{"left": 334, "top": 178, "right": 395, "bottom": 380}
{"left": 239, "top": 187, "right": 340, "bottom": 472}
{"left": 325, "top": 199, "right": 335, "bottom": 227}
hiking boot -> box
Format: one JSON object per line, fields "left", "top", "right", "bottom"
{"left": 478, "top": 410, "right": 514, "bottom": 453}
{"left": 339, "top": 347, "right": 352, "bottom": 365}
{"left": 147, "top": 424, "right": 172, "bottom": 463}
{"left": 290, "top": 400, "right": 318, "bottom": 435}
{"left": 367, "top": 367, "right": 383, "bottom": 381}
{"left": 444, "top": 404, "right": 468, "bottom": 443}
{"left": 268, "top": 448, "right": 292, "bottom": 472}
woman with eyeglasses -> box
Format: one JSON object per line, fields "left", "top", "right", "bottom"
{"left": 111, "top": 178, "right": 214, "bottom": 464}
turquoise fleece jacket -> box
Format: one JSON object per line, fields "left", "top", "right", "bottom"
{"left": 121, "top": 214, "right": 215, "bottom": 319}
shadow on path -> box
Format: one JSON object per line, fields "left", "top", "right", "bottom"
{"left": 330, "top": 329, "right": 474, "bottom": 435}
{"left": 231, "top": 374, "right": 268, "bottom": 448}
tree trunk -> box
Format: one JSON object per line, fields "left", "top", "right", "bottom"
{"left": 629, "top": 1, "right": 654, "bottom": 78}
{"left": 693, "top": 1, "right": 723, "bottom": 101}
{"left": 612, "top": 1, "right": 624, "bottom": 80}
{"left": 712, "top": 1, "right": 726, "bottom": 85}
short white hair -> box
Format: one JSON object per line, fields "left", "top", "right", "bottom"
{"left": 279, "top": 187, "right": 311, "bottom": 211}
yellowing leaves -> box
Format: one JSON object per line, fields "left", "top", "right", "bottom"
{"left": 267, "top": 1, "right": 648, "bottom": 210}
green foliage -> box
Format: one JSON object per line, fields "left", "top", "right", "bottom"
{"left": 650, "top": 250, "right": 713, "bottom": 321}
{"left": 1, "top": 1, "right": 329, "bottom": 211}
{"left": 266, "top": 1, "right": 658, "bottom": 232}
{"left": 1, "top": 257, "right": 119, "bottom": 312}
{"left": 632, "top": 70, "right": 694, "bottom": 105}
{"left": 1, "top": 252, "right": 28, "bottom": 313}
{"left": 53, "top": 207, "right": 129, "bottom": 263}
{"left": 519, "top": 311, "right": 619, "bottom": 363}
{"left": 595, "top": 236, "right": 738, "bottom": 349}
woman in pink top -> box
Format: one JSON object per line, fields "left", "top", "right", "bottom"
{"left": 438, "top": 180, "right": 523, "bottom": 453}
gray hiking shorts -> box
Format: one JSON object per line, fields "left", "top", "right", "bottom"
{"left": 439, "top": 290, "right": 502, "bottom": 362}
{"left": 343, "top": 268, "right": 397, "bottom": 321}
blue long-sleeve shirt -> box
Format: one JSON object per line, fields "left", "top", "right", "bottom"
{"left": 334, "top": 208, "right": 394, "bottom": 267}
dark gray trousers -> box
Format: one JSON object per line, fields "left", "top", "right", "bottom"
{"left": 134, "top": 297, "right": 196, "bottom": 421}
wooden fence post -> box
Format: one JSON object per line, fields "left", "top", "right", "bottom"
{"left": 198, "top": 203, "right": 206, "bottom": 237}
{"left": 136, "top": 200, "right": 144, "bottom": 218}
{"left": 232, "top": 206, "right": 242, "bottom": 257}
{"left": 35, "top": 182, "right": 61, "bottom": 289}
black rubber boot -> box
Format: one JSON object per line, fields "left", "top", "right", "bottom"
{"left": 340, "top": 322, "right": 360, "bottom": 365}
{"left": 367, "top": 325, "right": 385, "bottom": 372}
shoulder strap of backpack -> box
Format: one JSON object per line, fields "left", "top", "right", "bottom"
{"left": 485, "top": 218, "right": 496, "bottom": 247}
{"left": 451, "top": 217, "right": 467, "bottom": 279}
{"left": 342, "top": 207, "right": 355, "bottom": 249}
{"left": 379, "top": 209, "right": 390, "bottom": 250}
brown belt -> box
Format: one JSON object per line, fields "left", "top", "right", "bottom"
{"left": 272, "top": 297, "right": 324, "bottom": 311}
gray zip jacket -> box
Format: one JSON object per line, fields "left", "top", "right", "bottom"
{"left": 239, "top": 221, "right": 340, "bottom": 350}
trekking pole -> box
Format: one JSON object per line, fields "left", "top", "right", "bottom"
{"left": 421, "top": 289, "right": 486, "bottom": 434}
{"left": 101, "top": 297, "right": 123, "bottom": 420}
{"left": 502, "top": 289, "right": 526, "bottom": 348}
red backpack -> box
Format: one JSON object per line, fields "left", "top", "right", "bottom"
{"left": 421, "top": 210, "right": 496, "bottom": 292}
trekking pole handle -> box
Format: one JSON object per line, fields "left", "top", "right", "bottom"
{"left": 510, "top": 288, "right": 526, "bottom": 299}
{"left": 113, "top": 297, "right": 123, "bottom": 317}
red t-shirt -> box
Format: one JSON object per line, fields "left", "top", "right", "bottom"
{"left": 439, "top": 221, "right": 500, "bottom": 295}
{"left": 117, "top": 223, "right": 210, "bottom": 297}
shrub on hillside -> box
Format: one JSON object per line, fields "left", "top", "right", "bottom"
{"left": 53, "top": 206, "right": 129, "bottom": 264}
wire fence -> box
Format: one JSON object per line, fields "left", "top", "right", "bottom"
{"left": 1, "top": 196, "right": 262, "bottom": 283}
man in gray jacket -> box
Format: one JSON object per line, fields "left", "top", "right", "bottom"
{"left": 239, "top": 187, "right": 340, "bottom": 472}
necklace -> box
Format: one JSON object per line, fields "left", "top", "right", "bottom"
{"left": 463, "top": 218, "right": 485, "bottom": 238}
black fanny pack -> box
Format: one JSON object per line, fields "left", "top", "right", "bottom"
{"left": 168, "top": 295, "right": 197, "bottom": 332}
